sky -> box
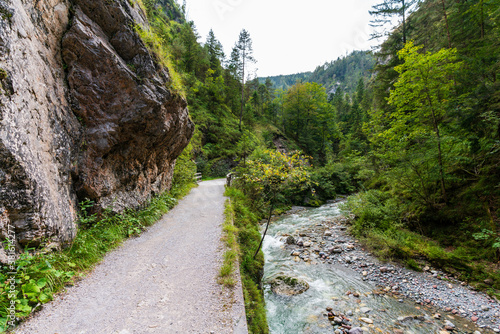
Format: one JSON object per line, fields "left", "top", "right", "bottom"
{"left": 184, "top": 0, "right": 381, "bottom": 77}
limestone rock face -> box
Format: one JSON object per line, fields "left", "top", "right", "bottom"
{"left": 0, "top": 0, "right": 194, "bottom": 252}
{"left": 62, "top": 1, "right": 194, "bottom": 211}
{"left": 0, "top": 0, "right": 79, "bottom": 249}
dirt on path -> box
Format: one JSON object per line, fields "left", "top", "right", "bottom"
{"left": 15, "top": 179, "right": 248, "bottom": 334}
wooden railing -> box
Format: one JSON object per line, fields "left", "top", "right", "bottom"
{"left": 194, "top": 172, "right": 202, "bottom": 183}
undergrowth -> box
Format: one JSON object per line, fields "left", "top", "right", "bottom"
{"left": 225, "top": 187, "right": 269, "bottom": 334}
{"left": 133, "top": 0, "right": 186, "bottom": 97}
{"left": 341, "top": 190, "right": 500, "bottom": 299}
{"left": 218, "top": 199, "right": 239, "bottom": 287}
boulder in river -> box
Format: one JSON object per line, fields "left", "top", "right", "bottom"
{"left": 267, "top": 274, "right": 310, "bottom": 296}
{"left": 285, "top": 236, "right": 296, "bottom": 245}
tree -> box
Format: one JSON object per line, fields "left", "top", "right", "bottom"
{"left": 282, "top": 82, "right": 334, "bottom": 161}
{"left": 205, "top": 29, "right": 225, "bottom": 73}
{"left": 386, "top": 41, "right": 463, "bottom": 203}
{"left": 238, "top": 150, "right": 313, "bottom": 258}
{"left": 236, "top": 130, "right": 258, "bottom": 166}
{"left": 231, "top": 29, "right": 256, "bottom": 131}
{"left": 370, "top": 0, "right": 420, "bottom": 44}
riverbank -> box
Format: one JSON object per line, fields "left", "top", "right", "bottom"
{"left": 272, "top": 203, "right": 500, "bottom": 333}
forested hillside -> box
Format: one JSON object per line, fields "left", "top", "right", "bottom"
{"left": 260, "top": 50, "right": 375, "bottom": 95}
{"left": 258, "top": 72, "right": 312, "bottom": 90}
{"left": 141, "top": 0, "right": 499, "bottom": 302}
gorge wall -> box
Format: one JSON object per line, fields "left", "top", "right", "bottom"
{"left": 0, "top": 0, "right": 194, "bottom": 256}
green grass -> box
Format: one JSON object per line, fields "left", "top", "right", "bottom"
{"left": 134, "top": 19, "right": 186, "bottom": 97}
{"left": 225, "top": 187, "right": 269, "bottom": 334}
{"left": 202, "top": 176, "right": 222, "bottom": 181}
{"left": 218, "top": 200, "right": 240, "bottom": 287}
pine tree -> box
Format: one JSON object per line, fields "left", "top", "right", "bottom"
{"left": 231, "top": 29, "right": 256, "bottom": 131}
{"left": 205, "top": 29, "right": 225, "bottom": 72}
{"left": 370, "top": 0, "right": 420, "bottom": 44}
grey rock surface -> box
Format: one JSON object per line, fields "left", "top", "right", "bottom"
{"left": 15, "top": 179, "right": 248, "bottom": 334}
{"left": 0, "top": 0, "right": 79, "bottom": 249}
{"left": 0, "top": 0, "right": 193, "bottom": 251}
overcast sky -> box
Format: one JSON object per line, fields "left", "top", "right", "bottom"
{"left": 184, "top": 0, "right": 381, "bottom": 77}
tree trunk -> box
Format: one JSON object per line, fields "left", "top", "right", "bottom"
{"left": 426, "top": 92, "right": 448, "bottom": 203}
{"left": 480, "top": 0, "right": 485, "bottom": 39}
{"left": 441, "top": 0, "right": 452, "bottom": 48}
{"left": 239, "top": 51, "right": 246, "bottom": 132}
{"left": 254, "top": 202, "right": 274, "bottom": 259}
{"left": 402, "top": 0, "right": 406, "bottom": 44}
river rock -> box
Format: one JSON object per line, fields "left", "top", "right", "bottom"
{"left": 330, "top": 246, "right": 343, "bottom": 254}
{"left": 286, "top": 236, "right": 296, "bottom": 245}
{"left": 484, "top": 278, "right": 494, "bottom": 286}
{"left": 349, "top": 328, "right": 364, "bottom": 334}
{"left": 360, "top": 307, "right": 371, "bottom": 314}
{"left": 333, "top": 316, "right": 343, "bottom": 324}
{"left": 359, "top": 317, "right": 373, "bottom": 324}
{"left": 444, "top": 320, "right": 455, "bottom": 328}
{"left": 268, "top": 274, "right": 309, "bottom": 296}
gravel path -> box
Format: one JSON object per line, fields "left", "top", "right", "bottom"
{"left": 15, "top": 179, "right": 247, "bottom": 334}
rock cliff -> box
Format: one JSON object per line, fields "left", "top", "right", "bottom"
{"left": 0, "top": 0, "right": 194, "bottom": 255}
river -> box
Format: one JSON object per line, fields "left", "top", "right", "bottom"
{"left": 262, "top": 203, "right": 491, "bottom": 334}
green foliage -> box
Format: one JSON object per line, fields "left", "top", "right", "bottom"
{"left": 472, "top": 229, "right": 500, "bottom": 253}
{"left": 341, "top": 190, "right": 404, "bottom": 234}
{"left": 134, "top": 23, "right": 185, "bottom": 96}
{"left": 369, "top": 0, "right": 420, "bottom": 43}
{"left": 171, "top": 142, "right": 197, "bottom": 196}
{"left": 225, "top": 187, "right": 269, "bottom": 333}
{"left": 0, "top": 6, "right": 13, "bottom": 23}
{"left": 311, "top": 162, "right": 358, "bottom": 199}
{"left": 308, "top": 51, "right": 375, "bottom": 95}
{"left": 236, "top": 150, "right": 314, "bottom": 208}
{"left": 0, "top": 68, "right": 7, "bottom": 95}
{"left": 280, "top": 82, "right": 337, "bottom": 163}
{"left": 260, "top": 51, "right": 375, "bottom": 96}
{"left": 259, "top": 72, "right": 312, "bottom": 90}
{"left": 218, "top": 200, "right": 240, "bottom": 287}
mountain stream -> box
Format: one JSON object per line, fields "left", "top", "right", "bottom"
{"left": 262, "top": 203, "right": 494, "bottom": 334}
